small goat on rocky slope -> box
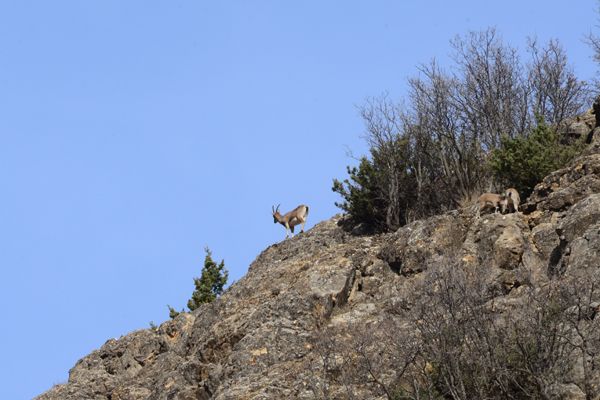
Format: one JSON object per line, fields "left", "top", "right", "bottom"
{"left": 476, "top": 193, "right": 507, "bottom": 218}
{"left": 504, "top": 188, "right": 520, "bottom": 213}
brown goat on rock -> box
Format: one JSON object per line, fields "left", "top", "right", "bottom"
{"left": 272, "top": 204, "right": 309, "bottom": 238}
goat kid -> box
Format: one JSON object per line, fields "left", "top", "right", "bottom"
{"left": 505, "top": 188, "right": 520, "bottom": 213}
{"left": 272, "top": 204, "right": 309, "bottom": 238}
{"left": 476, "top": 193, "right": 507, "bottom": 218}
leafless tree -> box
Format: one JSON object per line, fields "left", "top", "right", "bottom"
{"left": 401, "top": 111, "right": 451, "bottom": 222}
{"left": 527, "top": 38, "right": 590, "bottom": 127}
{"left": 506, "top": 284, "right": 576, "bottom": 399}
{"left": 310, "top": 315, "right": 425, "bottom": 399}
{"left": 411, "top": 263, "right": 590, "bottom": 400}
{"left": 451, "top": 28, "right": 530, "bottom": 149}
{"left": 360, "top": 96, "right": 412, "bottom": 231}
{"left": 307, "top": 327, "right": 337, "bottom": 400}
{"left": 586, "top": 2, "right": 600, "bottom": 93}
{"left": 557, "top": 273, "right": 600, "bottom": 399}
{"left": 408, "top": 60, "right": 486, "bottom": 205}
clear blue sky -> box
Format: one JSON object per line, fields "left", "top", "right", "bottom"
{"left": 1, "top": 1, "right": 597, "bottom": 398}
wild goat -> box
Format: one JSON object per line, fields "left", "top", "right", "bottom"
{"left": 476, "top": 193, "right": 507, "bottom": 218}
{"left": 272, "top": 204, "right": 309, "bottom": 238}
{"left": 505, "top": 188, "right": 520, "bottom": 213}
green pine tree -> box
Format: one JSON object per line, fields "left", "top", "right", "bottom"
{"left": 167, "top": 305, "right": 182, "bottom": 319}
{"left": 187, "top": 247, "right": 228, "bottom": 311}
{"left": 488, "top": 117, "right": 585, "bottom": 198}
{"left": 332, "top": 156, "right": 390, "bottom": 231}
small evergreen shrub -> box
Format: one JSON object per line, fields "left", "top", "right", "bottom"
{"left": 167, "top": 305, "right": 182, "bottom": 319}
{"left": 187, "top": 247, "right": 228, "bottom": 311}
{"left": 332, "top": 157, "right": 386, "bottom": 231}
{"left": 166, "top": 248, "right": 228, "bottom": 319}
{"left": 488, "top": 117, "right": 585, "bottom": 198}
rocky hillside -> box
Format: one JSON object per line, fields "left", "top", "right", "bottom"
{"left": 37, "top": 112, "right": 600, "bottom": 400}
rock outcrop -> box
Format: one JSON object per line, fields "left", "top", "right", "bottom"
{"left": 37, "top": 113, "right": 600, "bottom": 400}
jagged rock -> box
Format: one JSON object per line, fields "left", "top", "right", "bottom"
{"left": 532, "top": 222, "right": 560, "bottom": 259}
{"left": 378, "top": 213, "right": 468, "bottom": 276}
{"left": 493, "top": 223, "right": 525, "bottom": 270}
{"left": 527, "top": 153, "right": 600, "bottom": 211}
{"left": 559, "top": 108, "right": 595, "bottom": 144}
{"left": 566, "top": 121, "right": 593, "bottom": 142}
{"left": 592, "top": 126, "right": 600, "bottom": 142}
{"left": 559, "top": 193, "right": 600, "bottom": 241}
{"left": 37, "top": 148, "right": 600, "bottom": 399}
{"left": 566, "top": 220, "right": 600, "bottom": 276}
{"left": 593, "top": 96, "right": 600, "bottom": 127}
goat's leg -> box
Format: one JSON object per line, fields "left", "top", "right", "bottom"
{"left": 299, "top": 216, "right": 306, "bottom": 233}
